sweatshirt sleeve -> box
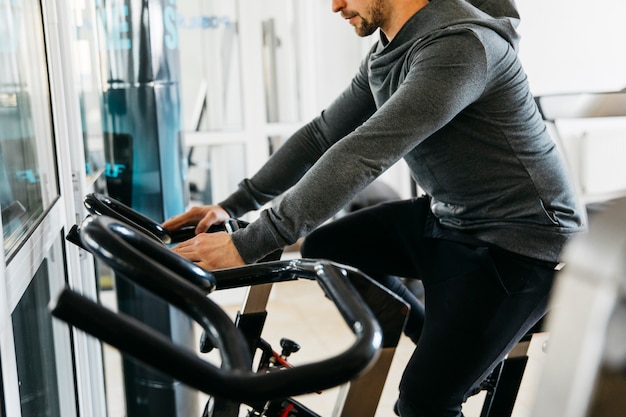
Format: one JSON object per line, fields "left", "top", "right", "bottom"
{"left": 219, "top": 55, "right": 377, "bottom": 216}
{"left": 232, "top": 31, "right": 489, "bottom": 263}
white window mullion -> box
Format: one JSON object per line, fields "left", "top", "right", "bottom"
{"left": 0, "top": 320, "right": 22, "bottom": 417}
{"left": 0, "top": 212, "right": 20, "bottom": 417}
{"left": 42, "top": 0, "right": 107, "bottom": 416}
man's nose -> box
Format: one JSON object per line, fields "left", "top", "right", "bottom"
{"left": 332, "top": 0, "right": 346, "bottom": 13}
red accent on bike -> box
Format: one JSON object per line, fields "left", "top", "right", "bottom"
{"left": 280, "top": 403, "right": 294, "bottom": 417}
{"left": 272, "top": 351, "right": 293, "bottom": 368}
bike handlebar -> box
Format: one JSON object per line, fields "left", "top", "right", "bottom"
{"left": 82, "top": 193, "right": 250, "bottom": 244}
{"left": 52, "top": 215, "right": 382, "bottom": 403}
{"left": 83, "top": 192, "right": 173, "bottom": 242}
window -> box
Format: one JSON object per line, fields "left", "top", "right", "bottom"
{"left": 0, "top": 0, "right": 59, "bottom": 258}
{"left": 12, "top": 260, "right": 61, "bottom": 417}
{"left": 178, "top": 0, "right": 243, "bottom": 131}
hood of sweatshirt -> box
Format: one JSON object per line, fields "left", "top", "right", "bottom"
{"left": 377, "top": 0, "right": 521, "bottom": 51}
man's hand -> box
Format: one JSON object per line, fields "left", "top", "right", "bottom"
{"left": 163, "top": 205, "right": 230, "bottom": 235}
{"left": 171, "top": 232, "right": 246, "bottom": 270}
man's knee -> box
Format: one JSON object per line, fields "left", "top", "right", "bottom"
{"left": 300, "top": 227, "right": 334, "bottom": 258}
{"left": 300, "top": 233, "right": 319, "bottom": 258}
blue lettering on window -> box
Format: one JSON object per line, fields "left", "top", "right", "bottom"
{"left": 15, "top": 170, "right": 39, "bottom": 184}
{"left": 164, "top": 6, "right": 178, "bottom": 49}
{"left": 96, "top": 0, "right": 131, "bottom": 51}
{"left": 105, "top": 163, "right": 127, "bottom": 178}
{"left": 177, "top": 13, "right": 233, "bottom": 31}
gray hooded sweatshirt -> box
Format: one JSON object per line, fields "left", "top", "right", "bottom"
{"left": 220, "top": 0, "right": 586, "bottom": 263}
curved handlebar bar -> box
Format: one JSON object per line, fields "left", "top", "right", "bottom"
{"left": 52, "top": 215, "right": 382, "bottom": 403}
{"left": 83, "top": 193, "right": 172, "bottom": 242}
{"left": 82, "top": 193, "right": 249, "bottom": 244}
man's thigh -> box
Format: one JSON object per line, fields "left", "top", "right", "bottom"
{"left": 399, "top": 239, "right": 555, "bottom": 411}
{"left": 300, "top": 197, "right": 430, "bottom": 278}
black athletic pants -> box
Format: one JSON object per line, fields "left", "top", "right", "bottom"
{"left": 300, "top": 196, "right": 556, "bottom": 417}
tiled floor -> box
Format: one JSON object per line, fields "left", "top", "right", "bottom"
{"left": 101, "top": 264, "right": 549, "bottom": 417}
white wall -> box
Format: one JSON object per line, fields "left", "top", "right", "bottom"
{"left": 517, "top": 0, "right": 626, "bottom": 95}
{"left": 309, "top": 0, "right": 373, "bottom": 111}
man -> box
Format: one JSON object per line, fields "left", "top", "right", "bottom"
{"left": 164, "top": 0, "right": 586, "bottom": 415}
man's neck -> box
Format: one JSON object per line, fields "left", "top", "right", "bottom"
{"left": 382, "top": 0, "right": 430, "bottom": 41}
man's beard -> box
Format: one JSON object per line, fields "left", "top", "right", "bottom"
{"left": 355, "top": 0, "right": 385, "bottom": 37}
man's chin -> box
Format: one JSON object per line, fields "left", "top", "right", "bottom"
{"left": 355, "top": 27, "right": 377, "bottom": 37}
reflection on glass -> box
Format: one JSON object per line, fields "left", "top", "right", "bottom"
{"left": 261, "top": 1, "right": 301, "bottom": 124}
{"left": 12, "top": 259, "right": 61, "bottom": 417}
{"left": 72, "top": 0, "right": 106, "bottom": 181}
{"left": 178, "top": 0, "right": 243, "bottom": 131}
{"left": 1, "top": 0, "right": 59, "bottom": 257}
{"left": 188, "top": 143, "right": 245, "bottom": 204}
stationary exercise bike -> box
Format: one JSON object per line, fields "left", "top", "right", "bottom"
{"left": 61, "top": 193, "right": 410, "bottom": 417}
{"left": 64, "top": 193, "right": 537, "bottom": 417}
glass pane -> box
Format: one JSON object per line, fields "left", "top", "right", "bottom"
{"left": 0, "top": 0, "right": 59, "bottom": 258}
{"left": 178, "top": 0, "right": 243, "bottom": 131}
{"left": 188, "top": 143, "right": 245, "bottom": 204}
{"left": 261, "top": 1, "right": 301, "bottom": 124}
{"left": 72, "top": 0, "right": 106, "bottom": 181}
{"left": 12, "top": 260, "right": 61, "bottom": 417}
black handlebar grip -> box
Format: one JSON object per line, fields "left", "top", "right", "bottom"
{"left": 84, "top": 193, "right": 171, "bottom": 243}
